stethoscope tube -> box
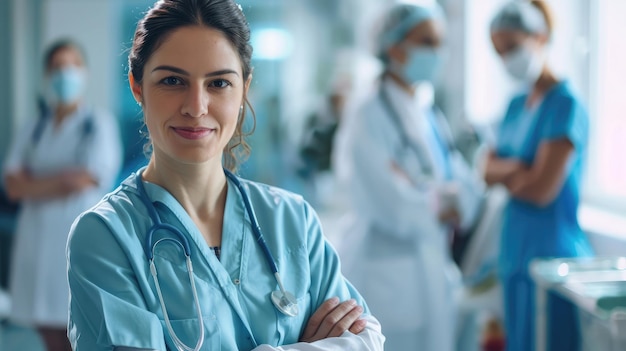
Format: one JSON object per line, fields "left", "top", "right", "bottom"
{"left": 224, "top": 170, "right": 279, "bottom": 274}
{"left": 136, "top": 173, "right": 204, "bottom": 351}
{"left": 223, "top": 170, "right": 299, "bottom": 317}
{"left": 379, "top": 84, "right": 433, "bottom": 176}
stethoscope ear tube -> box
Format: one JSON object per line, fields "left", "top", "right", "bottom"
{"left": 151, "top": 256, "right": 205, "bottom": 351}
{"left": 145, "top": 223, "right": 193, "bottom": 260}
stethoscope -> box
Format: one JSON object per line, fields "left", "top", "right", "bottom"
{"left": 379, "top": 83, "right": 433, "bottom": 176}
{"left": 378, "top": 79, "right": 456, "bottom": 178}
{"left": 135, "top": 169, "right": 298, "bottom": 351}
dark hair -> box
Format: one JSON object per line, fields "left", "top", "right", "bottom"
{"left": 43, "top": 38, "right": 87, "bottom": 73}
{"left": 129, "top": 0, "right": 255, "bottom": 171}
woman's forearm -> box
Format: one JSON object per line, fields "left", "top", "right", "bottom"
{"left": 483, "top": 153, "right": 524, "bottom": 186}
{"left": 503, "top": 139, "right": 574, "bottom": 206}
{"left": 4, "top": 169, "right": 95, "bottom": 201}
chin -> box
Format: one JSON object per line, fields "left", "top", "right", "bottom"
{"left": 174, "top": 149, "right": 222, "bottom": 166}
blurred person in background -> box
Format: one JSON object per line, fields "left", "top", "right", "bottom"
{"left": 297, "top": 49, "right": 381, "bottom": 211}
{"left": 2, "top": 38, "right": 122, "bottom": 351}
{"left": 332, "top": 1, "right": 485, "bottom": 350}
{"left": 485, "top": 1, "right": 593, "bottom": 350}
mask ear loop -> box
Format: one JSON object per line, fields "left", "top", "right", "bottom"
{"left": 150, "top": 238, "right": 205, "bottom": 351}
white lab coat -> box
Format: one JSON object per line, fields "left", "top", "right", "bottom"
{"left": 332, "top": 77, "right": 484, "bottom": 351}
{"left": 2, "top": 104, "right": 122, "bottom": 327}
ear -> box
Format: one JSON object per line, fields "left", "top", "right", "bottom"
{"left": 128, "top": 72, "right": 143, "bottom": 104}
{"left": 243, "top": 73, "right": 253, "bottom": 103}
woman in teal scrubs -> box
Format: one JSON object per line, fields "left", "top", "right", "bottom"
{"left": 485, "top": 1, "right": 593, "bottom": 350}
{"left": 66, "top": 1, "right": 384, "bottom": 350}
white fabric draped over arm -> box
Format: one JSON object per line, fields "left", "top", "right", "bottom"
{"left": 253, "top": 315, "right": 383, "bottom": 351}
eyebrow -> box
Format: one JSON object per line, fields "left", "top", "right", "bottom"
{"left": 151, "top": 65, "right": 239, "bottom": 77}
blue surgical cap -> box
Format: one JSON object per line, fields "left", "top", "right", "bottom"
{"left": 378, "top": 1, "right": 444, "bottom": 60}
{"left": 490, "top": 2, "right": 548, "bottom": 36}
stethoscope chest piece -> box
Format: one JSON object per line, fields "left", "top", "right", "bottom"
{"left": 271, "top": 290, "right": 299, "bottom": 317}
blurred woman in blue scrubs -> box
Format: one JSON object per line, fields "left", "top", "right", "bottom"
{"left": 333, "top": 2, "right": 484, "bottom": 350}
{"left": 485, "top": 1, "right": 593, "bottom": 350}
{"left": 3, "top": 39, "right": 121, "bottom": 351}
{"left": 66, "top": 1, "right": 384, "bottom": 350}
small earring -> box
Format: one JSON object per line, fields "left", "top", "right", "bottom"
{"left": 137, "top": 100, "right": 142, "bottom": 107}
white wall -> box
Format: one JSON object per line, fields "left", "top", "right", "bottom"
{"left": 10, "top": 0, "right": 43, "bottom": 133}
{"left": 0, "top": 1, "right": 15, "bottom": 160}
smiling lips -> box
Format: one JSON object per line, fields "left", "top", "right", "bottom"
{"left": 172, "top": 126, "right": 215, "bottom": 140}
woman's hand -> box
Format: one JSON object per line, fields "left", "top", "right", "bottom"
{"left": 438, "top": 207, "right": 461, "bottom": 227}
{"left": 60, "top": 169, "right": 97, "bottom": 192}
{"left": 299, "top": 297, "right": 367, "bottom": 343}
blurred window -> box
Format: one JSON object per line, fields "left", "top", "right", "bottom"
{"left": 584, "top": 0, "right": 626, "bottom": 213}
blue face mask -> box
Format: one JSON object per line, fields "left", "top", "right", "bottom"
{"left": 394, "top": 47, "right": 442, "bottom": 85}
{"left": 47, "top": 66, "right": 86, "bottom": 105}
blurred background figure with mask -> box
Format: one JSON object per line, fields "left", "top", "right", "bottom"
{"left": 332, "top": 1, "right": 485, "bottom": 350}
{"left": 485, "top": 1, "right": 594, "bottom": 350}
{"left": 2, "top": 38, "right": 122, "bottom": 351}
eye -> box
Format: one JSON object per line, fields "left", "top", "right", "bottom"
{"left": 209, "top": 79, "right": 232, "bottom": 89}
{"left": 160, "top": 76, "right": 183, "bottom": 86}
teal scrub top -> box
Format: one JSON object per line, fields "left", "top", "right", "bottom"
{"left": 495, "top": 81, "right": 593, "bottom": 276}
{"left": 66, "top": 170, "right": 373, "bottom": 350}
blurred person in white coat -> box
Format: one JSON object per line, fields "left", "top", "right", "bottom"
{"left": 2, "top": 39, "right": 122, "bottom": 351}
{"left": 332, "top": 2, "right": 485, "bottom": 350}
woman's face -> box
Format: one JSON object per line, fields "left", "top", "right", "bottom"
{"left": 47, "top": 46, "right": 84, "bottom": 73}
{"left": 389, "top": 19, "right": 443, "bottom": 64}
{"left": 131, "top": 25, "right": 250, "bottom": 167}
{"left": 491, "top": 30, "right": 539, "bottom": 58}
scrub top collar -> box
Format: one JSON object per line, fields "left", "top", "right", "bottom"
{"left": 383, "top": 76, "right": 435, "bottom": 111}
{"left": 121, "top": 167, "right": 247, "bottom": 269}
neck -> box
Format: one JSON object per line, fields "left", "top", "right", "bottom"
{"left": 386, "top": 71, "right": 416, "bottom": 96}
{"left": 533, "top": 66, "right": 558, "bottom": 94}
{"left": 526, "top": 66, "right": 558, "bottom": 108}
{"left": 142, "top": 156, "right": 227, "bottom": 216}
{"left": 54, "top": 101, "right": 80, "bottom": 124}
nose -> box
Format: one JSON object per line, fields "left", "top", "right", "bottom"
{"left": 181, "top": 83, "right": 208, "bottom": 118}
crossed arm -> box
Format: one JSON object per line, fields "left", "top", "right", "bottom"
{"left": 484, "top": 138, "right": 574, "bottom": 206}
{"left": 4, "top": 168, "right": 97, "bottom": 201}
{"left": 112, "top": 299, "right": 367, "bottom": 351}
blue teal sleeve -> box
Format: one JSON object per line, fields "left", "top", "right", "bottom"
{"left": 67, "top": 212, "right": 166, "bottom": 351}
{"left": 540, "top": 95, "right": 589, "bottom": 151}
{"left": 304, "top": 203, "right": 371, "bottom": 315}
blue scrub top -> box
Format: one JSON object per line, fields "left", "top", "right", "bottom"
{"left": 496, "top": 81, "right": 593, "bottom": 276}
{"left": 66, "top": 170, "right": 372, "bottom": 350}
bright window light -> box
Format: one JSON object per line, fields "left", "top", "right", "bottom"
{"left": 251, "top": 28, "right": 293, "bottom": 60}
{"left": 585, "top": 0, "right": 626, "bottom": 211}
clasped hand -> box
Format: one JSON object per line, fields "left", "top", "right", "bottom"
{"left": 299, "top": 297, "right": 367, "bottom": 343}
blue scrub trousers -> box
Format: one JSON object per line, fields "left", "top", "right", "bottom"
{"left": 502, "top": 273, "right": 581, "bottom": 351}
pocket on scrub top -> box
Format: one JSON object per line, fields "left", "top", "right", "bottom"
{"left": 161, "top": 316, "right": 219, "bottom": 351}
{"left": 275, "top": 292, "right": 311, "bottom": 345}
{"left": 363, "top": 256, "right": 425, "bottom": 331}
